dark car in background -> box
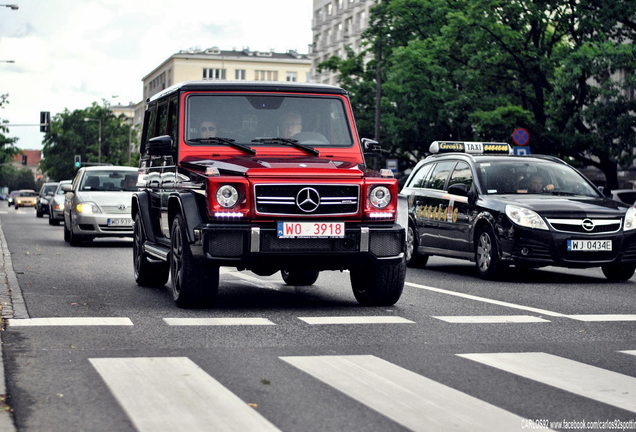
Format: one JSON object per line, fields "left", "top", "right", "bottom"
{"left": 7, "top": 190, "right": 18, "bottom": 207}
{"left": 402, "top": 141, "right": 636, "bottom": 281}
{"left": 36, "top": 182, "right": 59, "bottom": 218}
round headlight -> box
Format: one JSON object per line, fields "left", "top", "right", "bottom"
{"left": 369, "top": 186, "right": 391, "bottom": 209}
{"left": 216, "top": 185, "right": 239, "bottom": 208}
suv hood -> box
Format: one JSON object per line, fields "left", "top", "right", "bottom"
{"left": 495, "top": 194, "right": 629, "bottom": 218}
{"left": 182, "top": 155, "right": 364, "bottom": 179}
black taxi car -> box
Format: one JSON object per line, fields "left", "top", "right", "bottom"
{"left": 401, "top": 141, "right": 636, "bottom": 281}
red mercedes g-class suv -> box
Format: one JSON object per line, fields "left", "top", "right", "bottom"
{"left": 132, "top": 81, "right": 407, "bottom": 308}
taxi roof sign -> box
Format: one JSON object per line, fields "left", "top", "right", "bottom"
{"left": 429, "top": 141, "right": 512, "bottom": 155}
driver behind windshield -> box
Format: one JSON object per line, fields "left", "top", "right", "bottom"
{"left": 199, "top": 120, "right": 217, "bottom": 138}
{"left": 279, "top": 112, "right": 303, "bottom": 138}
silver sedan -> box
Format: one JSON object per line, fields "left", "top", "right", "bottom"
{"left": 62, "top": 166, "right": 138, "bottom": 246}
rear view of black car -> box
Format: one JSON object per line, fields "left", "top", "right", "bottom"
{"left": 402, "top": 141, "right": 636, "bottom": 281}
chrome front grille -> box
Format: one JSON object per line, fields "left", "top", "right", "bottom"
{"left": 546, "top": 218, "right": 622, "bottom": 234}
{"left": 100, "top": 205, "right": 132, "bottom": 214}
{"left": 255, "top": 184, "right": 359, "bottom": 216}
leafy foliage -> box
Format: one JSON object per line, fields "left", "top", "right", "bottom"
{"left": 324, "top": 0, "right": 636, "bottom": 187}
{"left": 41, "top": 102, "right": 138, "bottom": 181}
{"left": 0, "top": 93, "right": 27, "bottom": 190}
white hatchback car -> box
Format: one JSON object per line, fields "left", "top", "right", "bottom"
{"left": 62, "top": 166, "right": 138, "bottom": 246}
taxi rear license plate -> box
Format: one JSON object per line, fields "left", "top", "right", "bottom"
{"left": 108, "top": 218, "right": 132, "bottom": 226}
{"left": 567, "top": 239, "right": 611, "bottom": 251}
{"left": 277, "top": 221, "right": 344, "bottom": 238}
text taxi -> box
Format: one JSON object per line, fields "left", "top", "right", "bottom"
{"left": 401, "top": 141, "right": 636, "bottom": 280}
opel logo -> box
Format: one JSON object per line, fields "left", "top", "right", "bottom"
{"left": 296, "top": 187, "right": 320, "bottom": 213}
{"left": 582, "top": 218, "right": 595, "bottom": 231}
{"left": 118, "top": 204, "right": 128, "bottom": 211}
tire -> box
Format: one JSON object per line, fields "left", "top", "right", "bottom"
{"left": 63, "top": 221, "right": 70, "bottom": 242}
{"left": 475, "top": 225, "right": 502, "bottom": 279}
{"left": 601, "top": 264, "right": 636, "bottom": 282}
{"left": 405, "top": 223, "right": 429, "bottom": 268}
{"left": 281, "top": 270, "right": 320, "bottom": 286}
{"left": 133, "top": 213, "right": 169, "bottom": 287}
{"left": 69, "top": 222, "right": 83, "bottom": 246}
{"left": 170, "top": 214, "right": 219, "bottom": 308}
{"left": 36, "top": 208, "right": 43, "bottom": 218}
{"left": 48, "top": 212, "right": 54, "bottom": 225}
{"left": 350, "top": 260, "right": 406, "bottom": 306}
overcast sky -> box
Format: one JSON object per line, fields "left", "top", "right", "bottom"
{"left": 0, "top": 0, "right": 313, "bottom": 150}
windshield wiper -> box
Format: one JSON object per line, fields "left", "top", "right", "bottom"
{"left": 189, "top": 137, "right": 256, "bottom": 155}
{"left": 251, "top": 137, "right": 320, "bottom": 156}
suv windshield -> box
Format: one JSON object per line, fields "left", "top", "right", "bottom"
{"left": 80, "top": 171, "right": 138, "bottom": 191}
{"left": 185, "top": 94, "right": 353, "bottom": 147}
{"left": 476, "top": 160, "right": 600, "bottom": 197}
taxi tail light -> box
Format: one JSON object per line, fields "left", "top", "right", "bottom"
{"left": 208, "top": 179, "right": 251, "bottom": 219}
{"left": 363, "top": 181, "right": 398, "bottom": 221}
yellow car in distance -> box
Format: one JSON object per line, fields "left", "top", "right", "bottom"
{"left": 14, "top": 189, "right": 38, "bottom": 209}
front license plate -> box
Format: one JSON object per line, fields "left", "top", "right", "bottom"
{"left": 107, "top": 218, "right": 133, "bottom": 226}
{"left": 277, "top": 221, "right": 345, "bottom": 238}
{"left": 567, "top": 239, "right": 612, "bottom": 251}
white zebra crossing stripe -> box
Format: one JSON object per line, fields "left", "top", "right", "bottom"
{"left": 163, "top": 317, "right": 276, "bottom": 326}
{"left": 457, "top": 352, "right": 636, "bottom": 413}
{"left": 566, "top": 315, "right": 636, "bottom": 321}
{"left": 280, "top": 355, "right": 529, "bottom": 432}
{"left": 89, "top": 357, "right": 282, "bottom": 432}
{"left": 298, "top": 316, "right": 415, "bottom": 324}
{"left": 7, "top": 317, "right": 133, "bottom": 326}
{"left": 433, "top": 315, "right": 550, "bottom": 323}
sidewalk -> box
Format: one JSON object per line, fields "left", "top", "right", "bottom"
{"left": 0, "top": 220, "right": 24, "bottom": 432}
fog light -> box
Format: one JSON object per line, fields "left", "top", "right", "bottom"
{"left": 521, "top": 247, "right": 530, "bottom": 256}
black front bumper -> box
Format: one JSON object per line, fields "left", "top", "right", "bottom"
{"left": 190, "top": 223, "right": 405, "bottom": 271}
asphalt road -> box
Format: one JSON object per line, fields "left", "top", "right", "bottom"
{"left": 1, "top": 206, "right": 635, "bottom": 432}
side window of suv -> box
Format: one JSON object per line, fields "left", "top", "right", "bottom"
{"left": 424, "top": 161, "right": 455, "bottom": 190}
{"left": 447, "top": 161, "right": 472, "bottom": 191}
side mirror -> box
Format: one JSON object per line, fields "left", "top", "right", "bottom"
{"left": 61, "top": 183, "right": 73, "bottom": 193}
{"left": 361, "top": 138, "right": 382, "bottom": 153}
{"left": 447, "top": 183, "right": 468, "bottom": 197}
{"left": 146, "top": 135, "right": 174, "bottom": 156}
{"left": 598, "top": 186, "right": 612, "bottom": 197}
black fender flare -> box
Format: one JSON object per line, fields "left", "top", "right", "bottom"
{"left": 132, "top": 191, "right": 157, "bottom": 243}
{"left": 168, "top": 191, "right": 204, "bottom": 244}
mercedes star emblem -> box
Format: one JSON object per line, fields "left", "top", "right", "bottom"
{"left": 296, "top": 187, "right": 320, "bottom": 213}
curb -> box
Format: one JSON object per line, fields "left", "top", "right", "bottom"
{"left": 0, "top": 219, "right": 23, "bottom": 432}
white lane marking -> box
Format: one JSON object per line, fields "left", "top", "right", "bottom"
{"left": 434, "top": 315, "right": 550, "bottom": 323}
{"left": 90, "top": 357, "right": 281, "bottom": 432}
{"left": 620, "top": 350, "right": 636, "bottom": 356}
{"left": 163, "top": 317, "right": 276, "bottom": 326}
{"left": 566, "top": 314, "right": 636, "bottom": 321}
{"left": 298, "top": 316, "right": 414, "bottom": 325}
{"left": 405, "top": 281, "right": 568, "bottom": 317}
{"left": 220, "top": 268, "right": 294, "bottom": 292}
{"left": 458, "top": 352, "right": 636, "bottom": 413}
{"left": 7, "top": 317, "right": 133, "bottom": 326}
{"left": 280, "top": 355, "right": 531, "bottom": 432}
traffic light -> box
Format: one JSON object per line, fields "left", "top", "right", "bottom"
{"left": 21, "top": 154, "right": 27, "bottom": 165}
{"left": 40, "top": 111, "right": 50, "bottom": 133}
{"left": 74, "top": 155, "right": 81, "bottom": 168}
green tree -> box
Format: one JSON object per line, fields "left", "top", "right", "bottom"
{"left": 326, "top": 0, "right": 636, "bottom": 187}
{"left": 40, "top": 102, "right": 138, "bottom": 181}
{"left": 0, "top": 93, "right": 23, "bottom": 188}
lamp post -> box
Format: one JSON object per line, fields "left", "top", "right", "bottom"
{"left": 0, "top": 4, "right": 18, "bottom": 10}
{"left": 84, "top": 118, "right": 102, "bottom": 165}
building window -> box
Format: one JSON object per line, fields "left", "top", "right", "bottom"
{"left": 255, "top": 70, "right": 278, "bottom": 81}
{"left": 235, "top": 69, "right": 246, "bottom": 80}
{"left": 326, "top": 3, "right": 332, "bottom": 16}
{"left": 286, "top": 72, "right": 297, "bottom": 82}
{"left": 203, "top": 68, "right": 226, "bottom": 80}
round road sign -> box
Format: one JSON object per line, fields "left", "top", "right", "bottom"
{"left": 512, "top": 128, "right": 530, "bottom": 146}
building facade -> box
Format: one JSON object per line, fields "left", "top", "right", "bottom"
{"left": 311, "top": 0, "right": 375, "bottom": 85}
{"left": 141, "top": 47, "right": 312, "bottom": 102}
